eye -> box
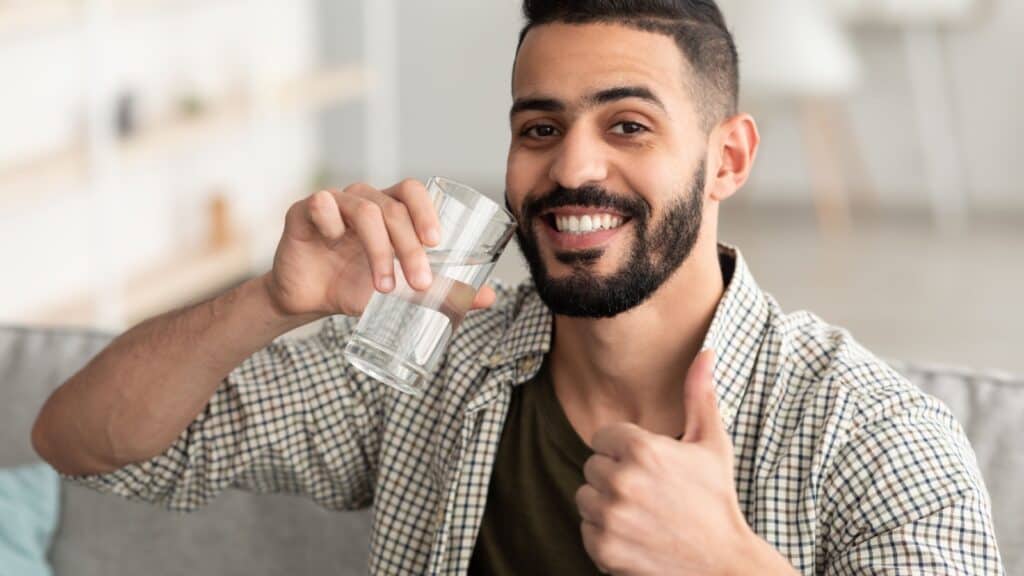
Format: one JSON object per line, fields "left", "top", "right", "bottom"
{"left": 520, "top": 124, "right": 560, "bottom": 139}
{"left": 610, "top": 121, "right": 649, "bottom": 136}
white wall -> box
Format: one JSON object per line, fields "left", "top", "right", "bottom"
{"left": 318, "top": 0, "right": 368, "bottom": 185}
{"left": 384, "top": 0, "right": 1022, "bottom": 211}
{"left": 394, "top": 0, "right": 521, "bottom": 198}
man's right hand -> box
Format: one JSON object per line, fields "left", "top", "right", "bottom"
{"left": 265, "top": 179, "right": 499, "bottom": 318}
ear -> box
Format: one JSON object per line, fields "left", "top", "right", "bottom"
{"left": 706, "top": 114, "right": 760, "bottom": 203}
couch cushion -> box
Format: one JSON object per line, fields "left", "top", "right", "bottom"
{"left": 0, "top": 325, "right": 372, "bottom": 576}
{"left": 0, "top": 462, "right": 61, "bottom": 576}
{"left": 893, "top": 361, "right": 1023, "bottom": 574}
{"left": 0, "top": 325, "right": 113, "bottom": 468}
{"left": 4, "top": 326, "right": 1019, "bottom": 574}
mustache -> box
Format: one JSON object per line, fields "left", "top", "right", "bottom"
{"left": 516, "top": 185, "right": 649, "bottom": 222}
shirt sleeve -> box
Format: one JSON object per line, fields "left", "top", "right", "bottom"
{"left": 821, "top": 390, "right": 1005, "bottom": 575}
{"left": 59, "top": 315, "right": 387, "bottom": 513}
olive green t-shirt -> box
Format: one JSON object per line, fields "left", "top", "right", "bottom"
{"left": 468, "top": 354, "right": 602, "bottom": 575}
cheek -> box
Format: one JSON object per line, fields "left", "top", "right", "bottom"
{"left": 506, "top": 152, "right": 545, "bottom": 217}
{"left": 620, "top": 154, "right": 692, "bottom": 210}
{"left": 622, "top": 152, "right": 672, "bottom": 184}
{"left": 506, "top": 147, "right": 548, "bottom": 189}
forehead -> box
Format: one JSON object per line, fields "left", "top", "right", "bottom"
{"left": 513, "top": 22, "right": 690, "bottom": 105}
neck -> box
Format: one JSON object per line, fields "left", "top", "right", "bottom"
{"left": 548, "top": 240, "right": 725, "bottom": 442}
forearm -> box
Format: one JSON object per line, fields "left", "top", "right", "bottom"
{"left": 32, "top": 273, "right": 322, "bottom": 475}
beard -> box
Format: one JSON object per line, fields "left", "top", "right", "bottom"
{"left": 508, "top": 162, "right": 705, "bottom": 318}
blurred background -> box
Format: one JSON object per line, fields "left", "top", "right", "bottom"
{"left": 0, "top": 0, "right": 1021, "bottom": 373}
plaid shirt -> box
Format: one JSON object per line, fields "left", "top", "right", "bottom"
{"left": 64, "top": 244, "right": 1004, "bottom": 575}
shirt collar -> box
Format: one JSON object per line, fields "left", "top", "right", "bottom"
{"left": 482, "top": 243, "right": 772, "bottom": 432}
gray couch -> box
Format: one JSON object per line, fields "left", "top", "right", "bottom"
{"left": 2, "top": 324, "right": 1021, "bottom": 575}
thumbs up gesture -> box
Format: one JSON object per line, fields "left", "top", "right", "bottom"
{"left": 576, "top": 350, "right": 797, "bottom": 575}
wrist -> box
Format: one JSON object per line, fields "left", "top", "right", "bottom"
{"left": 723, "top": 528, "right": 800, "bottom": 576}
{"left": 253, "top": 273, "right": 326, "bottom": 332}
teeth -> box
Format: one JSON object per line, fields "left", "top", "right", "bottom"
{"left": 553, "top": 213, "right": 625, "bottom": 234}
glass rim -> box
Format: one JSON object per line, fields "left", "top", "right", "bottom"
{"left": 428, "top": 176, "right": 517, "bottom": 229}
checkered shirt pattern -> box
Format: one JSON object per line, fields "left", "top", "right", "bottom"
{"left": 62, "top": 244, "right": 1004, "bottom": 575}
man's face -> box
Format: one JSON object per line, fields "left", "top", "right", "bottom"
{"left": 506, "top": 22, "right": 710, "bottom": 318}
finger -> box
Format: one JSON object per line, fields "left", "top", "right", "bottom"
{"left": 335, "top": 190, "right": 397, "bottom": 292}
{"left": 469, "top": 284, "right": 497, "bottom": 310}
{"left": 580, "top": 521, "right": 611, "bottom": 574}
{"left": 283, "top": 199, "right": 320, "bottom": 243}
{"left": 348, "top": 185, "right": 434, "bottom": 292}
{"left": 388, "top": 178, "right": 442, "bottom": 247}
{"left": 582, "top": 453, "right": 619, "bottom": 496}
{"left": 681, "top": 349, "right": 728, "bottom": 450}
{"left": 574, "top": 483, "right": 608, "bottom": 528}
{"left": 307, "top": 190, "right": 345, "bottom": 243}
{"left": 590, "top": 422, "right": 648, "bottom": 462}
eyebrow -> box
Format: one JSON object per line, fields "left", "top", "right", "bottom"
{"left": 509, "top": 85, "right": 667, "bottom": 119}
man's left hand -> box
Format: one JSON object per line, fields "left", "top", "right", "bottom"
{"left": 576, "top": 349, "right": 798, "bottom": 576}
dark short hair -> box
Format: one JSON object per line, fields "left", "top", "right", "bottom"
{"left": 515, "top": 0, "right": 739, "bottom": 130}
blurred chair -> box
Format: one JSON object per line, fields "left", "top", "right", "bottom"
{"left": 832, "top": 0, "right": 985, "bottom": 231}
{"left": 718, "top": 0, "right": 863, "bottom": 234}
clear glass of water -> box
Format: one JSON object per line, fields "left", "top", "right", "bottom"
{"left": 342, "top": 177, "right": 517, "bottom": 395}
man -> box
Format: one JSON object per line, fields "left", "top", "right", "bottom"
{"left": 32, "top": 0, "right": 1003, "bottom": 574}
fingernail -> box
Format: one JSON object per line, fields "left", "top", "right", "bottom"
{"left": 379, "top": 276, "right": 394, "bottom": 291}
{"left": 425, "top": 228, "right": 441, "bottom": 245}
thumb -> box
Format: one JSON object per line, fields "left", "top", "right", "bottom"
{"left": 470, "top": 284, "right": 497, "bottom": 310}
{"left": 681, "top": 349, "right": 727, "bottom": 448}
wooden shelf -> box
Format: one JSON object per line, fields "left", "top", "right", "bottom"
{"left": 119, "top": 237, "right": 253, "bottom": 324}
{"left": 278, "top": 65, "right": 372, "bottom": 113}
{"left": 116, "top": 64, "right": 369, "bottom": 165}
{"left": 0, "top": 63, "right": 368, "bottom": 202}
{"left": 26, "top": 233, "right": 255, "bottom": 329}
{"left": 22, "top": 197, "right": 294, "bottom": 329}
{"left": 0, "top": 0, "right": 226, "bottom": 39}
{"left": 0, "top": 142, "right": 87, "bottom": 206}
{"left": 0, "top": 2, "right": 372, "bottom": 330}
{"left": 115, "top": 91, "right": 250, "bottom": 165}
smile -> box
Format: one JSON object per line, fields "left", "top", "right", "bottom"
{"left": 539, "top": 209, "right": 632, "bottom": 251}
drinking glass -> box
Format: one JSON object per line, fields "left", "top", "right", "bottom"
{"left": 342, "top": 177, "right": 517, "bottom": 395}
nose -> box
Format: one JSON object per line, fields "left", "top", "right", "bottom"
{"left": 548, "top": 125, "right": 608, "bottom": 190}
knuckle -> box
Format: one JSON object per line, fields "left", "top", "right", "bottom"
{"left": 625, "top": 436, "right": 652, "bottom": 461}
{"left": 395, "top": 244, "right": 425, "bottom": 264}
{"left": 360, "top": 237, "right": 393, "bottom": 262}
{"left": 397, "top": 179, "right": 429, "bottom": 203}
{"left": 382, "top": 198, "right": 411, "bottom": 222}
{"left": 602, "top": 501, "right": 627, "bottom": 528}
{"left": 397, "top": 178, "right": 422, "bottom": 194}
{"left": 369, "top": 250, "right": 395, "bottom": 269}
{"left": 574, "top": 484, "right": 590, "bottom": 508}
{"left": 342, "top": 182, "right": 370, "bottom": 195}
{"left": 608, "top": 469, "right": 640, "bottom": 497}
{"left": 354, "top": 199, "right": 383, "bottom": 221}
